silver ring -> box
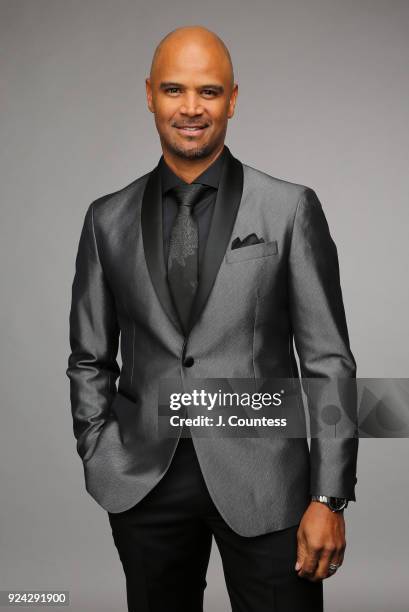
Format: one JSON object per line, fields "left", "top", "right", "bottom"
{"left": 328, "top": 563, "right": 340, "bottom": 573}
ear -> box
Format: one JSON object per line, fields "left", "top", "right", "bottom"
{"left": 228, "top": 83, "right": 238, "bottom": 119}
{"left": 145, "top": 77, "right": 154, "bottom": 113}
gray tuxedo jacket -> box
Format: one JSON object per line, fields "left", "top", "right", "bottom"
{"left": 66, "top": 145, "right": 358, "bottom": 536}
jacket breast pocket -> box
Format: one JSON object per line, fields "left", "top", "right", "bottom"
{"left": 225, "top": 240, "right": 278, "bottom": 264}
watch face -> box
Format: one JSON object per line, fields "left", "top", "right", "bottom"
{"left": 329, "top": 497, "right": 347, "bottom": 511}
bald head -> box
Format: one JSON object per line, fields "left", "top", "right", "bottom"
{"left": 150, "top": 25, "right": 234, "bottom": 93}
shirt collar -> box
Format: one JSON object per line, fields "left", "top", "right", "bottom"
{"left": 159, "top": 145, "right": 227, "bottom": 194}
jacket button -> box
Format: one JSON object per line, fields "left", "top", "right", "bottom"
{"left": 183, "top": 356, "right": 194, "bottom": 367}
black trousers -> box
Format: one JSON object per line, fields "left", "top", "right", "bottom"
{"left": 108, "top": 437, "right": 323, "bottom": 612}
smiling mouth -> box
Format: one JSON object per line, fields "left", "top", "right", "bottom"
{"left": 175, "top": 125, "right": 208, "bottom": 135}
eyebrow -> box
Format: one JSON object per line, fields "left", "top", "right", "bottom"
{"left": 159, "top": 82, "right": 224, "bottom": 94}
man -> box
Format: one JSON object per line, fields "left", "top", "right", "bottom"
{"left": 66, "top": 25, "right": 358, "bottom": 612}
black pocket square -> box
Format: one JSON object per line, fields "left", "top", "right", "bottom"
{"left": 231, "top": 233, "right": 265, "bottom": 250}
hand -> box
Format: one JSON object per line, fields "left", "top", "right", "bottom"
{"left": 295, "top": 501, "right": 346, "bottom": 582}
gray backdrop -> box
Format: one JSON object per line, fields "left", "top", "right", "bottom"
{"left": 1, "top": 1, "right": 408, "bottom": 610}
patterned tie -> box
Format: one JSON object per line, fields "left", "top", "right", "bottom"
{"left": 167, "top": 183, "right": 210, "bottom": 333}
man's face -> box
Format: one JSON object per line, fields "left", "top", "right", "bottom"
{"left": 146, "top": 38, "right": 237, "bottom": 160}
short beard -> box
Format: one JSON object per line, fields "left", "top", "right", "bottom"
{"left": 166, "top": 137, "right": 215, "bottom": 160}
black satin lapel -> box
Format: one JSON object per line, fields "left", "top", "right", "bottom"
{"left": 141, "top": 164, "right": 184, "bottom": 335}
{"left": 186, "top": 146, "right": 244, "bottom": 334}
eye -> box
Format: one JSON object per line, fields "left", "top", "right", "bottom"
{"left": 166, "top": 87, "right": 181, "bottom": 94}
{"left": 202, "top": 89, "right": 217, "bottom": 97}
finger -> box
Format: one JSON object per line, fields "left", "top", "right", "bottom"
{"left": 328, "top": 541, "right": 346, "bottom": 575}
{"left": 338, "top": 547, "right": 345, "bottom": 566}
{"left": 312, "top": 549, "right": 334, "bottom": 581}
{"left": 320, "top": 550, "right": 344, "bottom": 581}
{"left": 296, "top": 550, "right": 320, "bottom": 579}
{"left": 295, "top": 536, "right": 308, "bottom": 571}
{"left": 328, "top": 551, "right": 344, "bottom": 576}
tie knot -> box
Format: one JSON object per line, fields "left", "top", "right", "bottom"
{"left": 170, "top": 183, "right": 211, "bottom": 209}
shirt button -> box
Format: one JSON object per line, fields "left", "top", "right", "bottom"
{"left": 183, "top": 356, "right": 194, "bottom": 367}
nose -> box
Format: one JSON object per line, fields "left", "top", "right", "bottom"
{"left": 179, "top": 92, "right": 204, "bottom": 116}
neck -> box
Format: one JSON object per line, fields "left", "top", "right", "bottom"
{"left": 161, "top": 143, "right": 225, "bottom": 184}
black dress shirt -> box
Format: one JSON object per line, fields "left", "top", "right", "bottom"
{"left": 158, "top": 145, "right": 227, "bottom": 275}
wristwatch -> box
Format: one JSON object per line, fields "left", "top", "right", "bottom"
{"left": 311, "top": 495, "right": 348, "bottom": 512}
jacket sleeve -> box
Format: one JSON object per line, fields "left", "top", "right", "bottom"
{"left": 66, "top": 202, "right": 120, "bottom": 463}
{"left": 288, "top": 188, "right": 358, "bottom": 500}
